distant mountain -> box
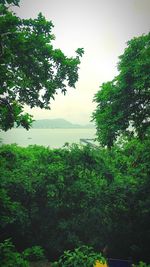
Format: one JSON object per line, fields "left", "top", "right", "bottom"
{"left": 30, "top": 119, "right": 95, "bottom": 129}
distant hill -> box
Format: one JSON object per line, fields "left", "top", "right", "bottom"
{"left": 30, "top": 119, "right": 95, "bottom": 129}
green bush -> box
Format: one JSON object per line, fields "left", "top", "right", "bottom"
{"left": 23, "top": 246, "right": 46, "bottom": 261}
{"left": 52, "top": 245, "right": 106, "bottom": 267}
{"left": 0, "top": 239, "right": 29, "bottom": 267}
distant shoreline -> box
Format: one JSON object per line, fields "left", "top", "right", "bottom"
{"left": 15, "top": 118, "right": 95, "bottom": 130}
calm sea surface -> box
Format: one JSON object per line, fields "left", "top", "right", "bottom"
{"left": 0, "top": 128, "right": 97, "bottom": 148}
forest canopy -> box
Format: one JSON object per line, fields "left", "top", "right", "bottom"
{"left": 0, "top": 0, "right": 84, "bottom": 131}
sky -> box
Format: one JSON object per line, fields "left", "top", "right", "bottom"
{"left": 13, "top": 0, "right": 150, "bottom": 124}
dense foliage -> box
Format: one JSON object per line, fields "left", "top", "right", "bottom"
{"left": 0, "top": 0, "right": 84, "bottom": 131}
{"left": 0, "top": 140, "right": 150, "bottom": 263}
{"left": 93, "top": 33, "right": 150, "bottom": 147}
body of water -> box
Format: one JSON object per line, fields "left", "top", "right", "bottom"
{"left": 0, "top": 128, "right": 97, "bottom": 148}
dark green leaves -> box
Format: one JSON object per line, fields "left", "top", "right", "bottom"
{"left": 0, "top": 140, "right": 150, "bottom": 261}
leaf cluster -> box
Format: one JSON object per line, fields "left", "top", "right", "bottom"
{"left": 52, "top": 245, "right": 106, "bottom": 267}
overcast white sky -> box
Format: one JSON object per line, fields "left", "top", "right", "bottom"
{"left": 13, "top": 0, "right": 150, "bottom": 124}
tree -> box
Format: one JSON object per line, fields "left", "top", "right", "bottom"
{"left": 0, "top": 0, "right": 84, "bottom": 130}
{"left": 92, "top": 33, "right": 150, "bottom": 147}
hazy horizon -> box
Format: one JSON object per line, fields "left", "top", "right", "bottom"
{"left": 12, "top": 0, "right": 150, "bottom": 124}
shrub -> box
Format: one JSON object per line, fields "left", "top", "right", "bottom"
{"left": 22, "top": 246, "right": 46, "bottom": 261}
{"left": 52, "top": 245, "right": 106, "bottom": 267}
{"left": 0, "top": 239, "right": 29, "bottom": 267}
